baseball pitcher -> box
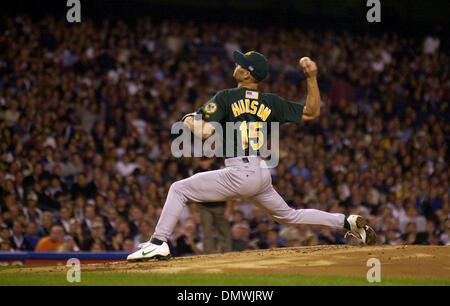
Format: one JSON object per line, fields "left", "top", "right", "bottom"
{"left": 127, "top": 51, "right": 376, "bottom": 261}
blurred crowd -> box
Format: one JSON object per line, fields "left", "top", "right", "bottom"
{"left": 0, "top": 15, "right": 448, "bottom": 255}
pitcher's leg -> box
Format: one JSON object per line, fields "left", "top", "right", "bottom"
{"left": 153, "top": 169, "right": 237, "bottom": 242}
{"left": 251, "top": 186, "right": 345, "bottom": 229}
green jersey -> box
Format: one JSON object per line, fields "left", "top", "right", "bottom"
{"left": 196, "top": 87, "right": 304, "bottom": 157}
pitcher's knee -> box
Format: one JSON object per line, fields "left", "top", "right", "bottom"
{"left": 170, "top": 180, "right": 187, "bottom": 194}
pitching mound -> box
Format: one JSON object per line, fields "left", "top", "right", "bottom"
{"left": 4, "top": 245, "right": 450, "bottom": 278}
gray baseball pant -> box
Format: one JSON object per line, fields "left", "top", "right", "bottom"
{"left": 153, "top": 156, "right": 345, "bottom": 242}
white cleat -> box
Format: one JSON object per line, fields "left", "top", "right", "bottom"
{"left": 127, "top": 241, "right": 171, "bottom": 262}
{"left": 345, "top": 215, "right": 377, "bottom": 245}
{"left": 137, "top": 241, "right": 151, "bottom": 249}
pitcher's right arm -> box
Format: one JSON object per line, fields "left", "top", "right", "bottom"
{"left": 299, "top": 57, "right": 320, "bottom": 121}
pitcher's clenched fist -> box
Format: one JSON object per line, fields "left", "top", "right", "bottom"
{"left": 299, "top": 57, "right": 318, "bottom": 79}
{"left": 298, "top": 56, "right": 320, "bottom": 120}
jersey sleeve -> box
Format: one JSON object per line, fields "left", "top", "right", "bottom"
{"left": 196, "top": 90, "right": 228, "bottom": 122}
{"left": 272, "top": 95, "right": 304, "bottom": 124}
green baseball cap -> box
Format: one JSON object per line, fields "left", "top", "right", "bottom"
{"left": 233, "top": 50, "right": 269, "bottom": 82}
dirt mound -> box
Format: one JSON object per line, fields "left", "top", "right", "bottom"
{"left": 3, "top": 245, "right": 450, "bottom": 278}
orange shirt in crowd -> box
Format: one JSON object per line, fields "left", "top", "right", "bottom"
{"left": 34, "top": 237, "right": 62, "bottom": 252}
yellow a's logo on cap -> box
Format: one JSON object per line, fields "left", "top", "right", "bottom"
{"left": 245, "top": 51, "right": 255, "bottom": 56}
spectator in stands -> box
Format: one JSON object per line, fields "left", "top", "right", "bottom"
{"left": 57, "top": 235, "right": 80, "bottom": 252}
{"left": 81, "top": 203, "right": 97, "bottom": 236}
{"left": 24, "top": 221, "right": 40, "bottom": 250}
{"left": 110, "top": 232, "right": 124, "bottom": 251}
{"left": 0, "top": 224, "right": 10, "bottom": 243}
{"left": 128, "top": 204, "right": 144, "bottom": 238}
{"left": 279, "top": 226, "right": 302, "bottom": 247}
{"left": 428, "top": 230, "right": 444, "bottom": 246}
{"left": 23, "top": 193, "right": 42, "bottom": 223}
{"left": 172, "top": 218, "right": 202, "bottom": 256}
{"left": 399, "top": 206, "right": 427, "bottom": 233}
{"left": 122, "top": 238, "right": 135, "bottom": 252}
{"left": 385, "top": 228, "right": 403, "bottom": 245}
{"left": 266, "top": 229, "right": 286, "bottom": 248}
{"left": 81, "top": 222, "right": 107, "bottom": 251}
{"left": 9, "top": 220, "right": 33, "bottom": 251}
{"left": 231, "top": 223, "right": 251, "bottom": 251}
{"left": 115, "top": 154, "right": 140, "bottom": 177}
{"left": 69, "top": 219, "right": 84, "bottom": 248}
{"left": 90, "top": 242, "right": 107, "bottom": 252}
{"left": 230, "top": 209, "right": 245, "bottom": 228}
{"left": 302, "top": 232, "right": 320, "bottom": 246}
{"left": 440, "top": 218, "right": 450, "bottom": 246}
{"left": 35, "top": 225, "right": 64, "bottom": 252}
{"left": 57, "top": 205, "right": 73, "bottom": 234}
{"left": 0, "top": 240, "right": 13, "bottom": 251}
{"left": 133, "top": 219, "right": 152, "bottom": 250}
{"left": 38, "top": 212, "right": 54, "bottom": 237}
{"left": 318, "top": 228, "right": 345, "bottom": 245}
{"left": 71, "top": 173, "right": 96, "bottom": 200}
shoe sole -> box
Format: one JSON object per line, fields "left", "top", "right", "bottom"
{"left": 364, "top": 226, "right": 377, "bottom": 245}
{"left": 355, "top": 216, "right": 367, "bottom": 228}
{"left": 355, "top": 216, "right": 377, "bottom": 245}
{"left": 127, "top": 254, "right": 172, "bottom": 262}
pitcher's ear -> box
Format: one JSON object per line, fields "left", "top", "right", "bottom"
{"left": 244, "top": 69, "right": 252, "bottom": 80}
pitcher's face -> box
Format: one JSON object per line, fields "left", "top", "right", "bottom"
{"left": 233, "top": 64, "right": 248, "bottom": 82}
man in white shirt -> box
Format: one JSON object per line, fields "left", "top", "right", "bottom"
{"left": 115, "top": 154, "right": 140, "bottom": 177}
{"left": 399, "top": 206, "right": 427, "bottom": 233}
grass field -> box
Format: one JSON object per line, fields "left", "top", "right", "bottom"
{"left": 1, "top": 269, "right": 449, "bottom": 286}
{"left": 1, "top": 245, "right": 449, "bottom": 286}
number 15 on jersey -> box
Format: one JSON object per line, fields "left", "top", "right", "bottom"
{"left": 239, "top": 121, "right": 264, "bottom": 150}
